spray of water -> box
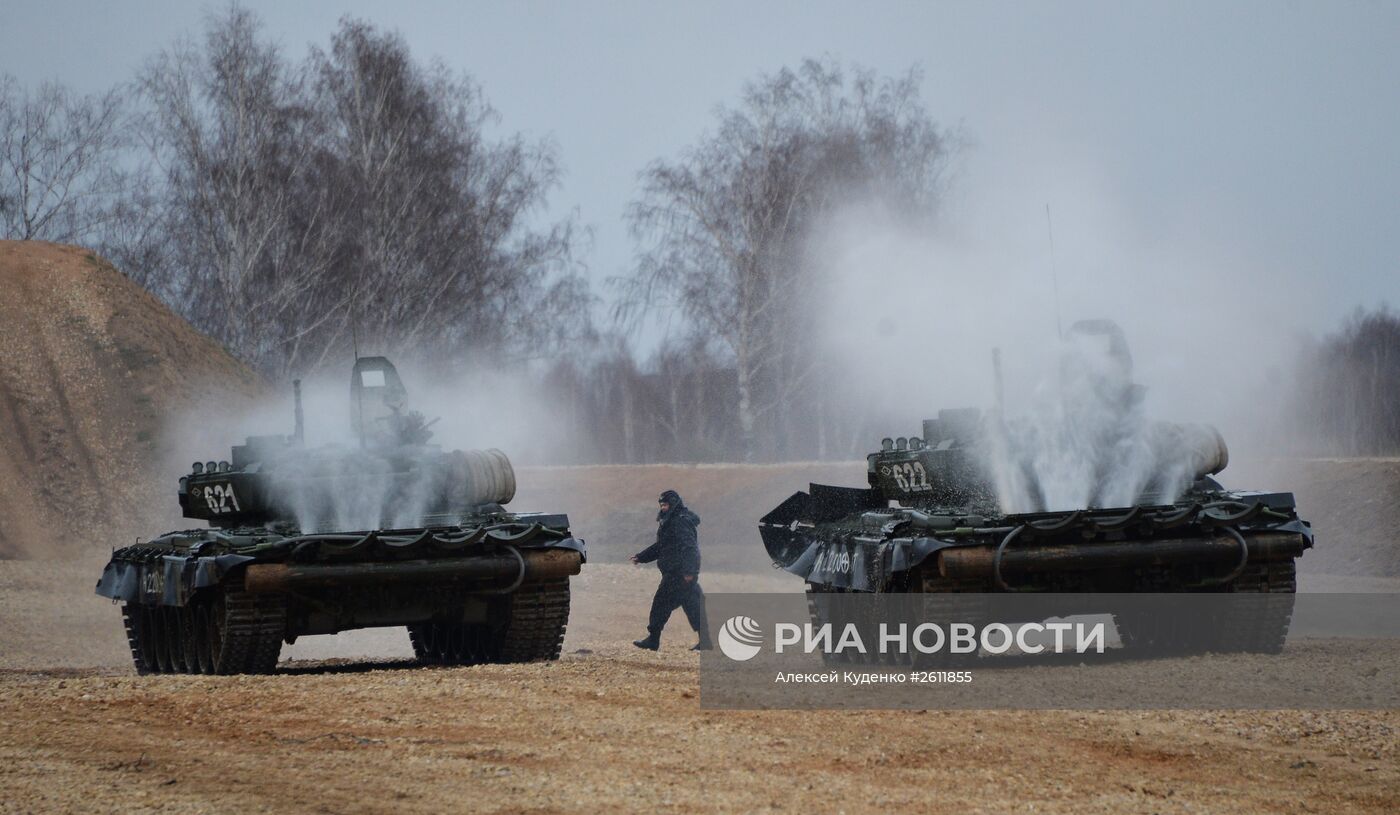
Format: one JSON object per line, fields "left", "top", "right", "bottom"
{"left": 983, "top": 328, "right": 1213, "bottom": 512}
{"left": 163, "top": 360, "right": 575, "bottom": 534}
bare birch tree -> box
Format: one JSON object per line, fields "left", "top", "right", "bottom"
{"left": 135, "top": 6, "right": 338, "bottom": 375}
{"left": 619, "top": 59, "right": 952, "bottom": 459}
{"left": 0, "top": 75, "right": 129, "bottom": 242}
{"left": 121, "top": 11, "right": 587, "bottom": 378}
{"left": 309, "top": 19, "right": 587, "bottom": 369}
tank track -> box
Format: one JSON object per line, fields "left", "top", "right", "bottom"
{"left": 120, "top": 604, "right": 156, "bottom": 675}
{"left": 498, "top": 578, "right": 571, "bottom": 662}
{"left": 408, "top": 620, "right": 499, "bottom": 666}
{"left": 809, "top": 555, "right": 1298, "bottom": 666}
{"left": 1214, "top": 558, "right": 1296, "bottom": 654}
{"left": 1116, "top": 557, "right": 1297, "bottom": 656}
{"left": 409, "top": 578, "right": 571, "bottom": 666}
{"left": 911, "top": 573, "right": 993, "bottom": 668}
{"left": 119, "top": 577, "right": 286, "bottom": 675}
{"left": 217, "top": 580, "right": 288, "bottom": 673}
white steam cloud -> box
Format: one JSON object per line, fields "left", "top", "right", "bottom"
{"left": 163, "top": 361, "right": 577, "bottom": 534}
{"left": 809, "top": 151, "right": 1313, "bottom": 500}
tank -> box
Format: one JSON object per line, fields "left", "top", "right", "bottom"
{"left": 96, "top": 356, "right": 584, "bottom": 674}
{"left": 760, "top": 321, "right": 1312, "bottom": 660}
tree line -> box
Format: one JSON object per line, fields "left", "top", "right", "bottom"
{"left": 2, "top": 8, "right": 1394, "bottom": 461}
{"left": 1290, "top": 307, "right": 1400, "bottom": 456}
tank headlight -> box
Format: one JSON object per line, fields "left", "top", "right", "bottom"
{"left": 192, "top": 462, "right": 204, "bottom": 474}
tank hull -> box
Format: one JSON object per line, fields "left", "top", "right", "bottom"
{"left": 97, "top": 516, "right": 584, "bottom": 674}
{"left": 762, "top": 487, "right": 1311, "bottom": 661}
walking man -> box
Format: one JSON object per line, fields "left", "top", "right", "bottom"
{"left": 631, "top": 490, "right": 712, "bottom": 651}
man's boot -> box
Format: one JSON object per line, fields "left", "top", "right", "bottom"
{"left": 691, "top": 634, "right": 713, "bottom": 651}
{"left": 633, "top": 632, "right": 660, "bottom": 651}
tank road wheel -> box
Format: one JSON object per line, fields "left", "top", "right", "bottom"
{"left": 497, "top": 579, "right": 572, "bottom": 663}
{"left": 192, "top": 603, "right": 215, "bottom": 674}
{"left": 151, "top": 608, "right": 174, "bottom": 672}
{"left": 205, "top": 596, "right": 225, "bottom": 670}
{"left": 1214, "top": 559, "right": 1296, "bottom": 654}
{"left": 169, "top": 607, "right": 189, "bottom": 672}
{"left": 118, "top": 584, "right": 283, "bottom": 676}
{"left": 179, "top": 606, "right": 203, "bottom": 673}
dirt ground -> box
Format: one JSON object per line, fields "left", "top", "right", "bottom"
{"left": 3, "top": 458, "right": 1400, "bottom": 813}
{"left": 1, "top": 558, "right": 1397, "bottom": 814}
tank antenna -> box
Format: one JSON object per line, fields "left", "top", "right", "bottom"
{"left": 991, "top": 347, "right": 1005, "bottom": 416}
{"left": 350, "top": 306, "right": 365, "bottom": 448}
{"left": 292, "top": 379, "right": 305, "bottom": 445}
{"left": 1045, "top": 203, "right": 1064, "bottom": 341}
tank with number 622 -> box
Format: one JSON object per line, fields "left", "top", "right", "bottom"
{"left": 759, "top": 320, "right": 1314, "bottom": 663}
{"left": 96, "top": 357, "right": 584, "bottom": 674}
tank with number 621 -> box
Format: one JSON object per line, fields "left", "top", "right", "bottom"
{"left": 96, "top": 356, "right": 584, "bottom": 674}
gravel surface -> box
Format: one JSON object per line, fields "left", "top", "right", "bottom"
{"left": 2, "top": 563, "right": 1397, "bottom": 814}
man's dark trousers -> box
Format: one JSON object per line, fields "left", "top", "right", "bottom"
{"left": 648, "top": 572, "right": 709, "bottom": 637}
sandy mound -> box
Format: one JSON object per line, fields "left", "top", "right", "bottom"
{"left": 0, "top": 241, "right": 265, "bottom": 558}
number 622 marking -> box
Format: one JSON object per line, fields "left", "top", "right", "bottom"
{"left": 891, "top": 461, "right": 930, "bottom": 492}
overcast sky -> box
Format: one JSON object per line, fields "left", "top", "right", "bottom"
{"left": 3, "top": 0, "right": 1397, "bottom": 355}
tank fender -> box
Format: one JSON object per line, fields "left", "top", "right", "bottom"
{"left": 893, "top": 537, "right": 958, "bottom": 574}
{"left": 95, "top": 553, "right": 255, "bottom": 606}
{"left": 761, "top": 486, "right": 886, "bottom": 570}
{"left": 782, "top": 535, "right": 955, "bottom": 591}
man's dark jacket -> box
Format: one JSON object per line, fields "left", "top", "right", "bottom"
{"left": 636, "top": 502, "right": 701, "bottom": 575}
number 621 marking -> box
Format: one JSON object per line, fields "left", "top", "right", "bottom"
{"left": 204, "top": 482, "right": 242, "bottom": 514}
